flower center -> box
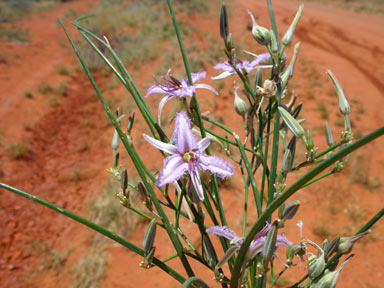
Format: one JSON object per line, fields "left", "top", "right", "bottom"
{"left": 183, "top": 151, "right": 196, "bottom": 162}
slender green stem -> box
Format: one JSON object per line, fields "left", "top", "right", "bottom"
{"left": 301, "top": 171, "right": 333, "bottom": 188}
{"left": 267, "top": 0, "right": 279, "bottom": 46}
{"left": 61, "top": 20, "right": 195, "bottom": 277}
{"left": 230, "top": 126, "right": 384, "bottom": 287}
{"left": 234, "top": 134, "right": 262, "bottom": 216}
{"left": 261, "top": 101, "right": 273, "bottom": 208}
{"left": 0, "top": 183, "right": 186, "bottom": 284}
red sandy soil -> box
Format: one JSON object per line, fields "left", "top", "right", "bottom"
{"left": 0, "top": 0, "right": 383, "bottom": 287}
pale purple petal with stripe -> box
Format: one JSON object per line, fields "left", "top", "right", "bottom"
{"left": 174, "top": 112, "right": 197, "bottom": 154}
{"left": 254, "top": 222, "right": 271, "bottom": 240}
{"left": 158, "top": 94, "right": 176, "bottom": 124}
{"left": 211, "top": 71, "right": 234, "bottom": 80}
{"left": 190, "top": 71, "right": 207, "bottom": 84}
{"left": 145, "top": 84, "right": 166, "bottom": 98}
{"left": 199, "top": 154, "right": 234, "bottom": 179}
{"left": 156, "top": 154, "right": 188, "bottom": 186}
{"left": 190, "top": 168, "right": 204, "bottom": 200}
{"left": 213, "top": 61, "right": 234, "bottom": 72}
{"left": 276, "top": 233, "right": 292, "bottom": 247}
{"left": 248, "top": 52, "right": 271, "bottom": 66}
{"left": 194, "top": 83, "right": 219, "bottom": 95}
{"left": 143, "top": 134, "right": 178, "bottom": 155}
{"left": 197, "top": 137, "right": 210, "bottom": 152}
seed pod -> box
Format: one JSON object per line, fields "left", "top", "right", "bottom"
{"left": 282, "top": 4, "right": 304, "bottom": 46}
{"left": 326, "top": 70, "right": 350, "bottom": 115}
{"left": 202, "top": 234, "right": 217, "bottom": 268}
{"left": 220, "top": 4, "right": 229, "bottom": 39}
{"left": 111, "top": 129, "right": 120, "bottom": 150}
{"left": 216, "top": 245, "right": 239, "bottom": 270}
{"left": 337, "top": 230, "right": 371, "bottom": 255}
{"left": 278, "top": 106, "right": 305, "bottom": 138}
{"left": 142, "top": 218, "right": 157, "bottom": 254}
{"left": 234, "top": 86, "right": 247, "bottom": 117}
{"left": 138, "top": 182, "right": 152, "bottom": 211}
{"left": 291, "top": 102, "right": 303, "bottom": 119}
{"left": 308, "top": 252, "right": 326, "bottom": 279}
{"left": 281, "top": 149, "right": 292, "bottom": 174}
{"left": 282, "top": 136, "right": 296, "bottom": 173}
{"left": 249, "top": 11, "right": 271, "bottom": 46}
{"left": 310, "top": 255, "right": 354, "bottom": 288}
{"left": 283, "top": 200, "right": 300, "bottom": 220}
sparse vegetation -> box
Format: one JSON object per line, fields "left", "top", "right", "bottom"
{"left": 7, "top": 142, "right": 32, "bottom": 160}
{"left": 0, "top": 25, "right": 29, "bottom": 42}
{"left": 349, "top": 151, "right": 382, "bottom": 190}
{"left": 57, "top": 66, "right": 72, "bottom": 76}
{"left": 24, "top": 90, "right": 33, "bottom": 98}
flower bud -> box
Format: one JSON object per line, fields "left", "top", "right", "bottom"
{"left": 248, "top": 11, "right": 271, "bottom": 46}
{"left": 283, "top": 200, "right": 300, "bottom": 220}
{"left": 142, "top": 218, "right": 157, "bottom": 254}
{"left": 286, "top": 245, "right": 294, "bottom": 266}
{"left": 111, "top": 129, "right": 120, "bottom": 150}
{"left": 138, "top": 182, "right": 152, "bottom": 211}
{"left": 281, "top": 42, "right": 301, "bottom": 89}
{"left": 282, "top": 4, "right": 304, "bottom": 46}
{"left": 326, "top": 70, "right": 350, "bottom": 115}
{"left": 262, "top": 222, "right": 278, "bottom": 269}
{"left": 308, "top": 252, "right": 326, "bottom": 279}
{"left": 310, "top": 255, "right": 354, "bottom": 288}
{"left": 140, "top": 246, "right": 156, "bottom": 269}
{"left": 127, "top": 111, "right": 135, "bottom": 135}
{"left": 234, "top": 86, "right": 247, "bottom": 117}
{"left": 120, "top": 168, "right": 128, "bottom": 193}
{"left": 220, "top": 4, "right": 229, "bottom": 40}
{"left": 337, "top": 230, "right": 371, "bottom": 255}
{"left": 291, "top": 102, "right": 303, "bottom": 119}
{"left": 278, "top": 106, "right": 305, "bottom": 138}
{"left": 324, "top": 236, "right": 340, "bottom": 261}
{"left": 324, "top": 121, "right": 334, "bottom": 147}
{"left": 270, "top": 30, "right": 279, "bottom": 53}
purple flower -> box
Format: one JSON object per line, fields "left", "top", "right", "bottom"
{"left": 143, "top": 112, "right": 234, "bottom": 201}
{"left": 145, "top": 70, "right": 218, "bottom": 123}
{"left": 207, "top": 223, "right": 291, "bottom": 262}
{"left": 212, "top": 53, "right": 272, "bottom": 80}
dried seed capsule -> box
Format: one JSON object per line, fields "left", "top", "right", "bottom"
{"left": 278, "top": 106, "right": 305, "bottom": 138}
{"left": 248, "top": 11, "right": 271, "bottom": 46}
{"left": 326, "top": 70, "right": 350, "bottom": 116}
{"left": 142, "top": 218, "right": 157, "bottom": 254}
{"left": 282, "top": 4, "right": 304, "bottom": 46}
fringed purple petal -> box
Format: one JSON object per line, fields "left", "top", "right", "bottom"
{"left": 143, "top": 134, "right": 178, "bottom": 155}
{"left": 213, "top": 61, "right": 234, "bottom": 72}
{"left": 156, "top": 154, "right": 188, "bottom": 186}
{"left": 199, "top": 154, "right": 234, "bottom": 179}
{"left": 190, "top": 168, "right": 204, "bottom": 201}
{"left": 194, "top": 83, "right": 218, "bottom": 95}
{"left": 249, "top": 52, "right": 271, "bottom": 66}
{"left": 249, "top": 236, "right": 266, "bottom": 257}
{"left": 145, "top": 84, "right": 166, "bottom": 98}
{"left": 190, "top": 71, "right": 206, "bottom": 84}
{"left": 206, "top": 226, "right": 238, "bottom": 242}
{"left": 276, "top": 233, "right": 292, "bottom": 247}
{"left": 174, "top": 112, "right": 197, "bottom": 154}
{"left": 197, "top": 137, "right": 210, "bottom": 152}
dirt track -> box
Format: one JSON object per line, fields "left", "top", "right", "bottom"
{"left": 0, "top": 0, "right": 383, "bottom": 287}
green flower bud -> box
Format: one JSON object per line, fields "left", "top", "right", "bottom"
{"left": 142, "top": 218, "right": 157, "bottom": 254}
{"left": 324, "top": 236, "right": 340, "bottom": 261}
{"left": 248, "top": 11, "right": 271, "bottom": 46}
{"left": 308, "top": 252, "right": 326, "bottom": 279}
{"left": 282, "top": 4, "right": 304, "bottom": 46}
{"left": 281, "top": 42, "right": 301, "bottom": 89}
{"left": 270, "top": 30, "right": 279, "bottom": 53}
{"left": 337, "top": 230, "right": 371, "bottom": 255}
{"left": 278, "top": 106, "right": 305, "bottom": 138}
{"left": 262, "top": 222, "right": 277, "bottom": 269}
{"left": 127, "top": 111, "right": 135, "bottom": 135}
{"left": 326, "top": 70, "right": 350, "bottom": 115}
{"left": 234, "top": 86, "right": 247, "bottom": 117}
{"left": 324, "top": 121, "right": 334, "bottom": 147}
{"left": 120, "top": 168, "right": 128, "bottom": 193}
{"left": 220, "top": 4, "right": 229, "bottom": 39}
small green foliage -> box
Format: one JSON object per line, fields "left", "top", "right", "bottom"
{"left": 0, "top": 25, "right": 29, "bottom": 42}
{"left": 7, "top": 142, "right": 32, "bottom": 160}
{"left": 24, "top": 90, "right": 33, "bottom": 98}
{"left": 38, "top": 83, "right": 54, "bottom": 94}
{"left": 57, "top": 66, "right": 72, "bottom": 76}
